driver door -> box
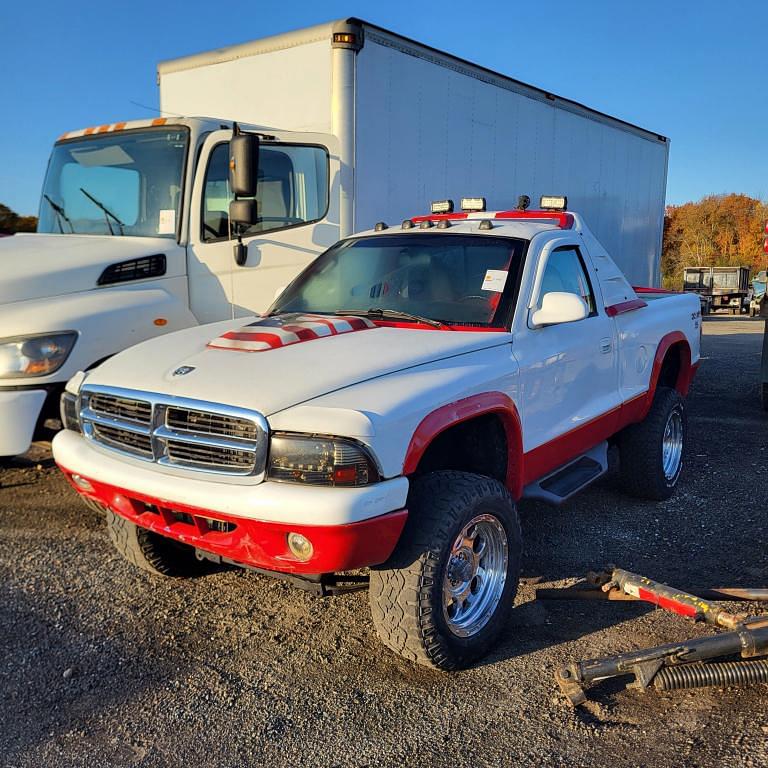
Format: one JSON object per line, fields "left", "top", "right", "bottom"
{"left": 187, "top": 130, "right": 339, "bottom": 324}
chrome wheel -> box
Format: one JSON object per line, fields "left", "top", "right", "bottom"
{"left": 662, "top": 407, "right": 684, "bottom": 481}
{"left": 442, "top": 514, "right": 508, "bottom": 638}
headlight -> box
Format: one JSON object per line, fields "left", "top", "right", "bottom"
{"left": 0, "top": 332, "right": 77, "bottom": 378}
{"left": 60, "top": 391, "right": 81, "bottom": 433}
{"left": 268, "top": 433, "right": 380, "bottom": 487}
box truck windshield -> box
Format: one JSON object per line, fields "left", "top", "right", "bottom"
{"left": 38, "top": 127, "right": 189, "bottom": 238}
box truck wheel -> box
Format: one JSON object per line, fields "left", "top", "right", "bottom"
{"left": 618, "top": 387, "right": 687, "bottom": 501}
{"left": 106, "top": 509, "right": 215, "bottom": 577}
{"left": 369, "top": 471, "right": 521, "bottom": 670}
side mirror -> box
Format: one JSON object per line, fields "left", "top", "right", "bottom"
{"left": 531, "top": 292, "right": 589, "bottom": 327}
{"left": 229, "top": 198, "right": 257, "bottom": 229}
{"left": 229, "top": 133, "right": 260, "bottom": 196}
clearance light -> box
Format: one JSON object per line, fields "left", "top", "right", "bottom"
{"left": 540, "top": 195, "right": 568, "bottom": 211}
{"left": 287, "top": 532, "right": 314, "bottom": 561}
{"left": 461, "top": 197, "right": 486, "bottom": 212}
{"left": 431, "top": 199, "right": 454, "bottom": 214}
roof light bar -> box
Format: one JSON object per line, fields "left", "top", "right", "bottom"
{"left": 540, "top": 195, "right": 567, "bottom": 211}
{"left": 461, "top": 197, "right": 486, "bottom": 212}
{"left": 431, "top": 199, "right": 454, "bottom": 214}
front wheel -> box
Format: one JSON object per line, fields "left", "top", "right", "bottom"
{"left": 106, "top": 509, "right": 216, "bottom": 577}
{"left": 618, "top": 387, "right": 687, "bottom": 500}
{"left": 369, "top": 471, "right": 522, "bottom": 671}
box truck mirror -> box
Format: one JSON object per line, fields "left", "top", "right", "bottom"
{"left": 229, "top": 198, "right": 257, "bottom": 228}
{"left": 229, "top": 133, "right": 260, "bottom": 197}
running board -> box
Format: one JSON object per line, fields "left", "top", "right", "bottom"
{"left": 522, "top": 441, "right": 608, "bottom": 505}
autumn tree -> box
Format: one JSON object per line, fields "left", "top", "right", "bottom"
{"left": 662, "top": 194, "right": 768, "bottom": 287}
{"left": 0, "top": 203, "right": 37, "bottom": 235}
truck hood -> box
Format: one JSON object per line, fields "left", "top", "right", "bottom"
{"left": 84, "top": 316, "right": 512, "bottom": 416}
{"left": 0, "top": 233, "right": 174, "bottom": 304}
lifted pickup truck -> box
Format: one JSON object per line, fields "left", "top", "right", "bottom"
{"left": 52, "top": 199, "right": 701, "bottom": 669}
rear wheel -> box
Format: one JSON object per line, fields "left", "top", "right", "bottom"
{"left": 106, "top": 509, "right": 215, "bottom": 577}
{"left": 618, "top": 387, "right": 686, "bottom": 500}
{"left": 369, "top": 471, "right": 522, "bottom": 670}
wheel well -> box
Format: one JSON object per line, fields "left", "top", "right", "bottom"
{"left": 410, "top": 414, "right": 508, "bottom": 484}
{"left": 657, "top": 341, "right": 692, "bottom": 394}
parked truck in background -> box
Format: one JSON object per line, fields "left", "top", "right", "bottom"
{"left": 682, "top": 266, "right": 751, "bottom": 315}
{"left": 0, "top": 18, "right": 670, "bottom": 459}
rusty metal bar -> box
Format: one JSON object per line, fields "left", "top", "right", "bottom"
{"left": 537, "top": 585, "right": 768, "bottom": 603}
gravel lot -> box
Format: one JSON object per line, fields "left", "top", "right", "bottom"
{"left": 1, "top": 317, "right": 767, "bottom": 768}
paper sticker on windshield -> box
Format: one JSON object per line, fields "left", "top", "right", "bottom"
{"left": 482, "top": 269, "right": 508, "bottom": 292}
{"left": 158, "top": 209, "right": 176, "bottom": 235}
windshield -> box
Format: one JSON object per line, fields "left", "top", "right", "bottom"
{"left": 38, "top": 127, "right": 188, "bottom": 238}
{"left": 270, "top": 234, "right": 527, "bottom": 327}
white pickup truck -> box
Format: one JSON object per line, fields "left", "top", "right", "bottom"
{"left": 52, "top": 199, "right": 701, "bottom": 669}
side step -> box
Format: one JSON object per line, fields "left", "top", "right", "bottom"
{"left": 522, "top": 441, "right": 608, "bottom": 505}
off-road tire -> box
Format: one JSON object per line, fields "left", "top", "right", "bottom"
{"left": 618, "top": 386, "right": 686, "bottom": 501}
{"left": 369, "top": 471, "right": 522, "bottom": 671}
{"left": 106, "top": 509, "right": 214, "bottom": 577}
{"left": 80, "top": 496, "right": 109, "bottom": 516}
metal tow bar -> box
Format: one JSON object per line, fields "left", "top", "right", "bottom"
{"left": 543, "top": 567, "right": 768, "bottom": 706}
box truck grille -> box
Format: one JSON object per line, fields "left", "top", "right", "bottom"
{"left": 80, "top": 386, "right": 268, "bottom": 477}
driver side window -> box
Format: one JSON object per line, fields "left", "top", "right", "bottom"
{"left": 201, "top": 142, "right": 329, "bottom": 242}
{"left": 540, "top": 246, "right": 596, "bottom": 315}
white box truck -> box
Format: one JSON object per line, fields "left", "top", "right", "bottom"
{"left": 0, "top": 18, "right": 669, "bottom": 458}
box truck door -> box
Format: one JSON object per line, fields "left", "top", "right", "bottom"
{"left": 187, "top": 130, "right": 339, "bottom": 323}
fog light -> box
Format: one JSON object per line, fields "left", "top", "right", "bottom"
{"left": 71, "top": 473, "right": 94, "bottom": 492}
{"left": 287, "top": 532, "right": 314, "bottom": 561}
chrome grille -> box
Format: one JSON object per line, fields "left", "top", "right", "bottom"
{"left": 79, "top": 386, "right": 268, "bottom": 477}
{"left": 92, "top": 423, "right": 153, "bottom": 456}
{"left": 166, "top": 407, "right": 258, "bottom": 441}
{"left": 165, "top": 439, "right": 255, "bottom": 470}
{"left": 90, "top": 392, "right": 152, "bottom": 424}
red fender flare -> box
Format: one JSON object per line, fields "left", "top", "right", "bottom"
{"left": 402, "top": 392, "right": 525, "bottom": 499}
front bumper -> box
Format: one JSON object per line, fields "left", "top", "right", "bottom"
{"left": 0, "top": 389, "right": 48, "bottom": 456}
{"left": 60, "top": 469, "right": 408, "bottom": 574}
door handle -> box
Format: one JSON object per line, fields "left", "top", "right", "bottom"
{"left": 600, "top": 338, "right": 612, "bottom": 354}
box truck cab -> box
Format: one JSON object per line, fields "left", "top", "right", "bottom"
{"left": 0, "top": 18, "right": 669, "bottom": 458}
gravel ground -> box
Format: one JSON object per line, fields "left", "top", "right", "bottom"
{"left": 1, "top": 317, "right": 767, "bottom": 768}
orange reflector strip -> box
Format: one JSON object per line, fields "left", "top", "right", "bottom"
{"left": 113, "top": 121, "right": 126, "bottom": 131}
{"left": 58, "top": 132, "right": 69, "bottom": 141}
{"left": 97, "top": 124, "right": 110, "bottom": 133}
{"left": 84, "top": 127, "right": 96, "bottom": 135}
{"left": 152, "top": 118, "right": 167, "bottom": 126}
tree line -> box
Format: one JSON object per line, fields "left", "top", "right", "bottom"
{"left": 662, "top": 193, "right": 768, "bottom": 287}
{"left": 0, "top": 204, "right": 37, "bottom": 235}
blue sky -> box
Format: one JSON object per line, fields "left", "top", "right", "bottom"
{"left": 2, "top": 0, "right": 765, "bottom": 215}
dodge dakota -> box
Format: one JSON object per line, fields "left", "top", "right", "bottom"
{"left": 52, "top": 197, "right": 701, "bottom": 669}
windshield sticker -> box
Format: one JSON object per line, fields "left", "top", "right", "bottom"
{"left": 207, "top": 313, "right": 378, "bottom": 352}
{"left": 482, "top": 270, "right": 508, "bottom": 293}
{"left": 158, "top": 209, "right": 176, "bottom": 234}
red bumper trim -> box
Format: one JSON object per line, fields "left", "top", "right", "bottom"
{"left": 59, "top": 468, "right": 408, "bottom": 575}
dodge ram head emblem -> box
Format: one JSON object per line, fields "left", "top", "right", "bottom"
{"left": 172, "top": 366, "right": 196, "bottom": 377}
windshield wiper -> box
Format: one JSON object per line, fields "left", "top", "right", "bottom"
{"left": 43, "top": 194, "right": 74, "bottom": 233}
{"left": 336, "top": 308, "right": 447, "bottom": 329}
{"left": 79, "top": 187, "right": 124, "bottom": 235}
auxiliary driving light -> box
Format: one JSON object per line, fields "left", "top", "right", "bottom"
{"left": 430, "top": 199, "right": 454, "bottom": 214}
{"left": 460, "top": 197, "right": 486, "bottom": 212}
{"left": 540, "top": 195, "right": 567, "bottom": 211}
{"left": 287, "top": 532, "right": 314, "bottom": 561}
{"left": 71, "top": 474, "right": 94, "bottom": 493}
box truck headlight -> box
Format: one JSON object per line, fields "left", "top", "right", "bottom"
{"left": 0, "top": 332, "right": 77, "bottom": 378}
{"left": 268, "top": 434, "right": 380, "bottom": 487}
